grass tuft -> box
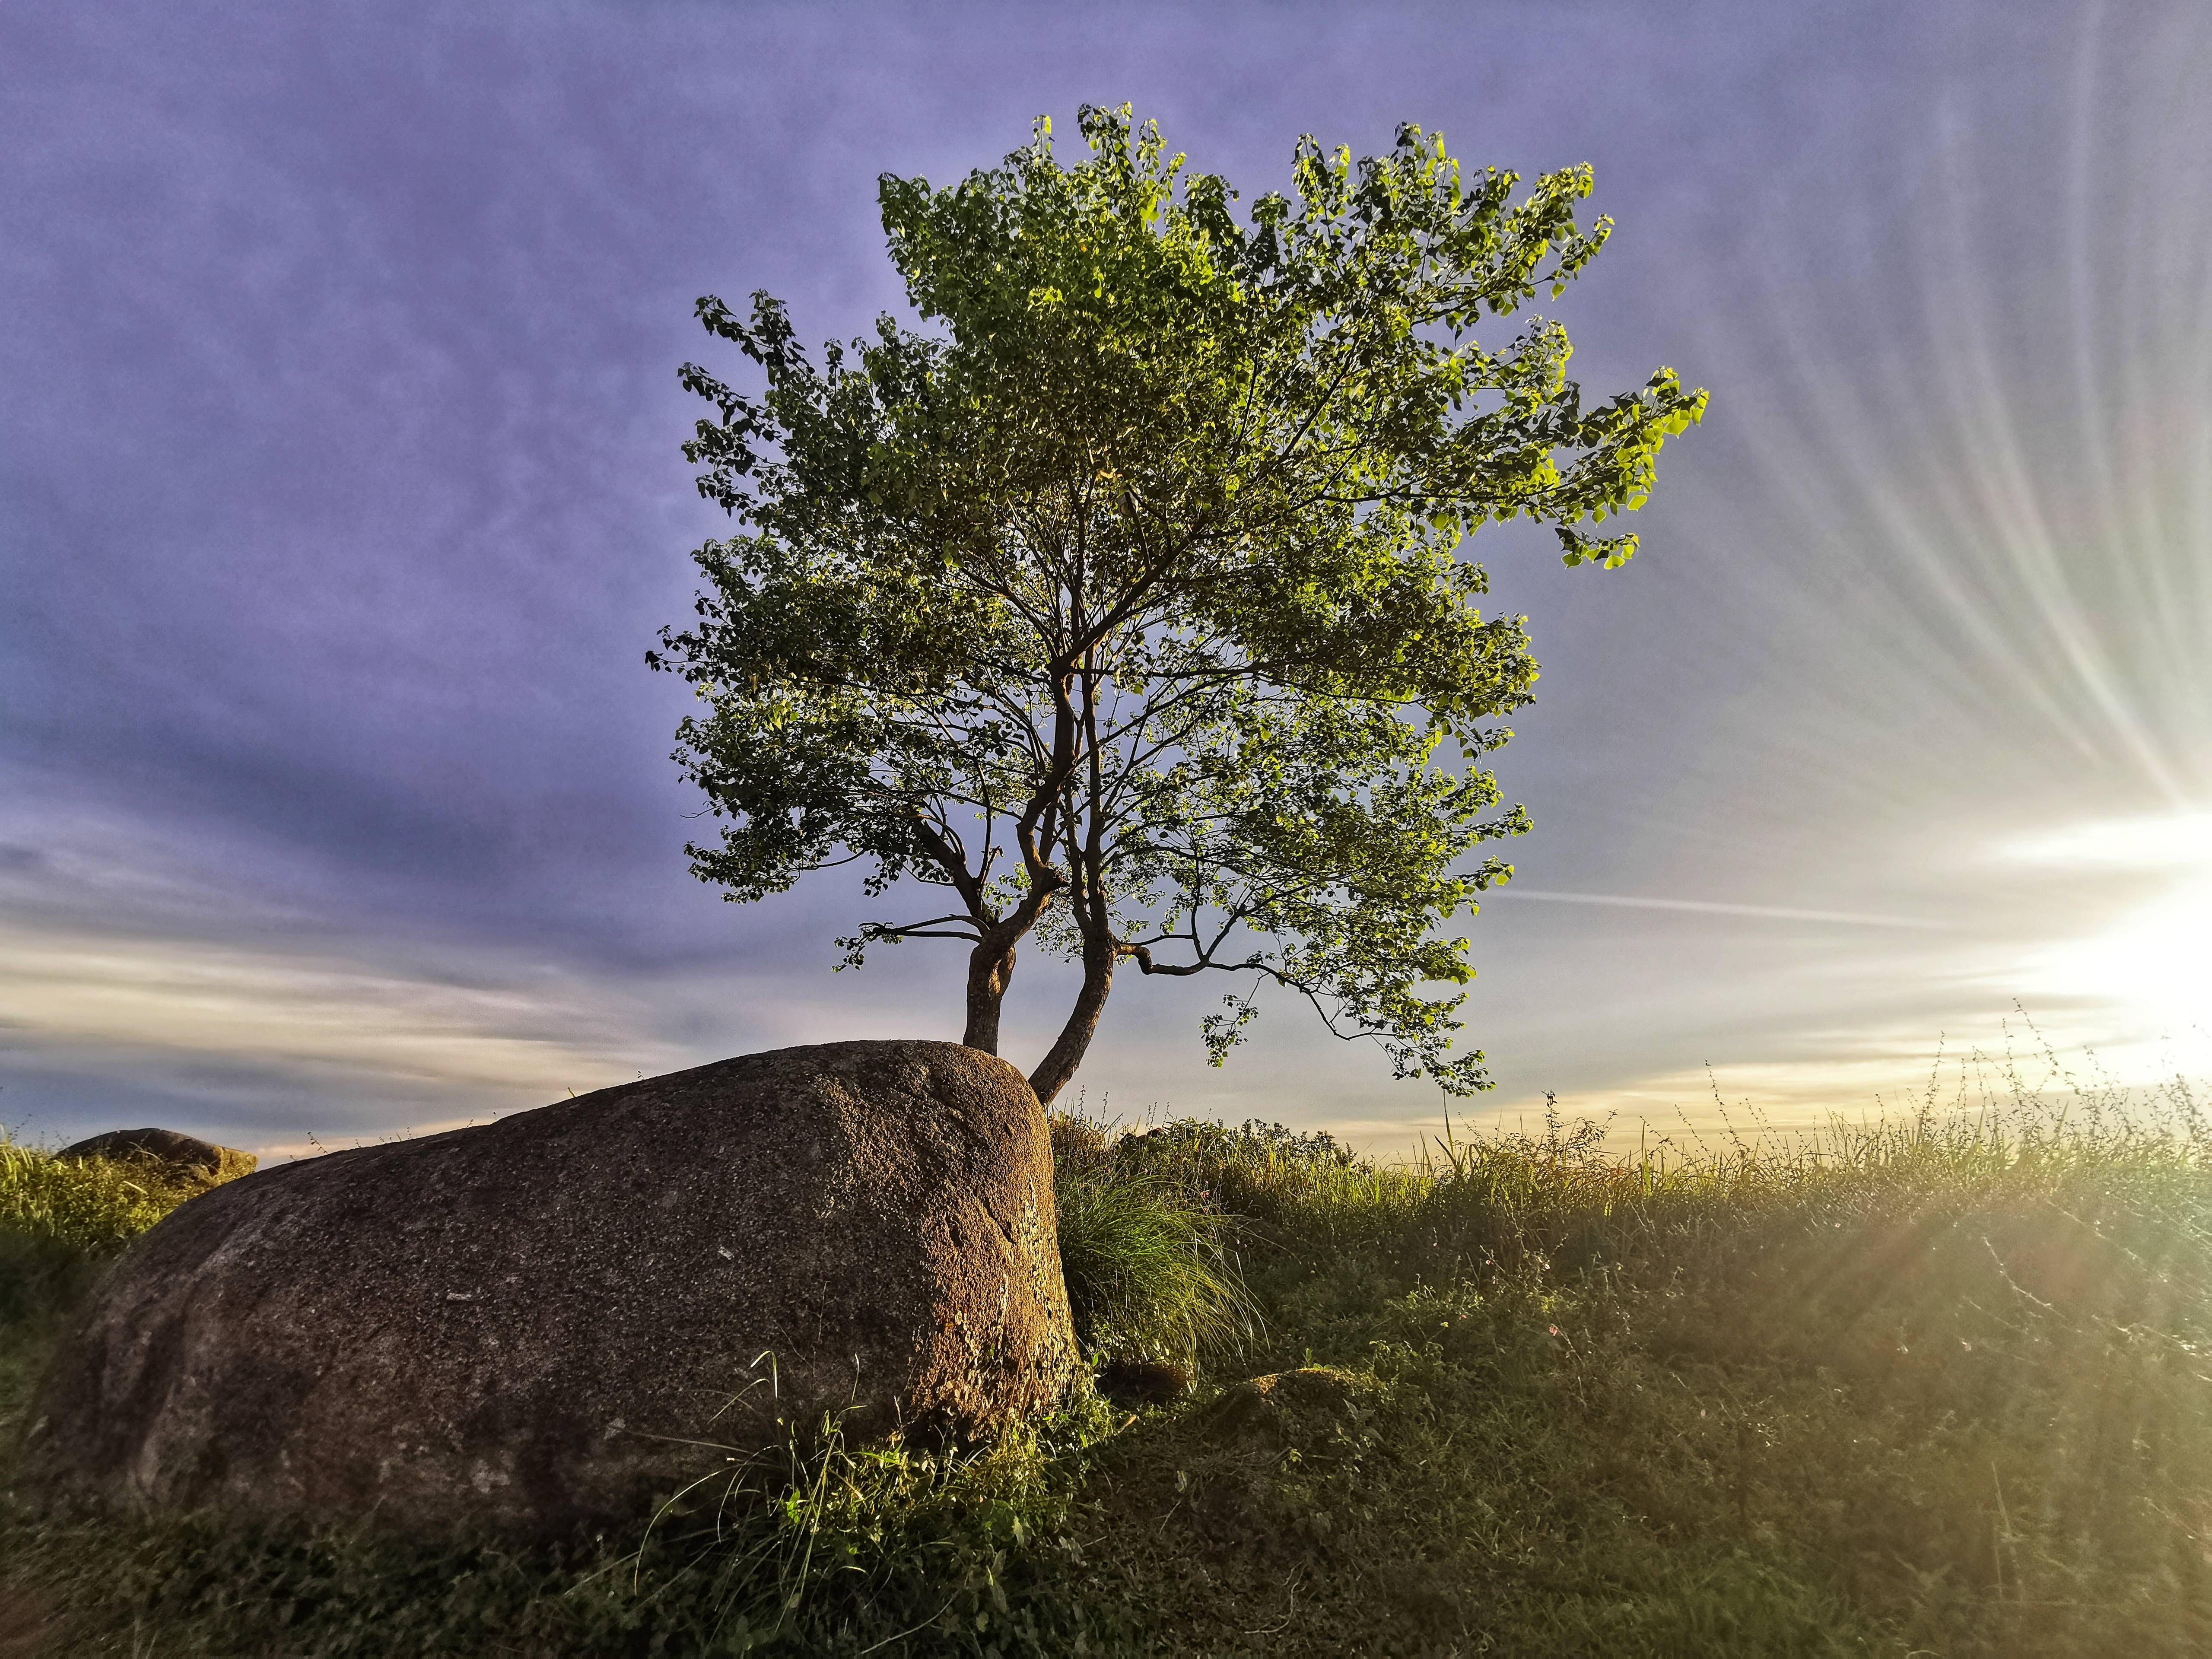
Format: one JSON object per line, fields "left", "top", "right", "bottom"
{"left": 0, "top": 1133, "right": 216, "bottom": 1252}
{"left": 1049, "top": 1119, "right": 1260, "bottom": 1367}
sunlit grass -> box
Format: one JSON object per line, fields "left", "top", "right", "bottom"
{"left": 0, "top": 1132, "right": 234, "bottom": 1333}
{"left": 4, "top": 1062, "right": 2210, "bottom": 1653}
{"left": 0, "top": 1132, "right": 214, "bottom": 1252}
{"left": 1049, "top": 1164, "right": 1258, "bottom": 1367}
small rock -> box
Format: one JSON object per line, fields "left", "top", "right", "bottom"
{"left": 55, "top": 1128, "right": 254, "bottom": 1182}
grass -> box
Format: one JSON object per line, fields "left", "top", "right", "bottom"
{"left": 1049, "top": 1114, "right": 1259, "bottom": 1368}
{"left": 4, "top": 1052, "right": 2211, "bottom": 1655}
{"left": 0, "top": 1138, "right": 232, "bottom": 1439}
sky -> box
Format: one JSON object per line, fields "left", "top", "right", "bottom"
{"left": 3, "top": 0, "right": 2207, "bottom": 1157}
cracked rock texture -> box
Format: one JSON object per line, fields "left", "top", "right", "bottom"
{"left": 18, "top": 1040, "right": 1077, "bottom": 1533}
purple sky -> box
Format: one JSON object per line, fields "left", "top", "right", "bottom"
{"left": 5, "top": 1, "right": 2208, "bottom": 1153}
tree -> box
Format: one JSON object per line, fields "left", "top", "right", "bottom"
{"left": 651, "top": 105, "right": 1703, "bottom": 1104}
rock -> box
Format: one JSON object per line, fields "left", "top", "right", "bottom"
{"left": 18, "top": 1040, "right": 1077, "bottom": 1534}
{"left": 56, "top": 1127, "right": 255, "bottom": 1182}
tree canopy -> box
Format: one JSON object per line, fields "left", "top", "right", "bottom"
{"left": 652, "top": 105, "right": 1704, "bottom": 1103}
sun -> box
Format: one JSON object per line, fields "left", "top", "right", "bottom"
{"left": 2051, "top": 872, "right": 2212, "bottom": 1034}
{"left": 2013, "top": 814, "right": 2212, "bottom": 1039}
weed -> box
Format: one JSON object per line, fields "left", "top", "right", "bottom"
{"left": 0, "top": 1135, "right": 239, "bottom": 1423}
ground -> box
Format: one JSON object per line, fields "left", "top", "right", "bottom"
{"left": 3, "top": 1085, "right": 2209, "bottom": 1655}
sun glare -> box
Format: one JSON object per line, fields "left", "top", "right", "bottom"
{"left": 2011, "top": 812, "right": 2212, "bottom": 1036}
{"left": 2047, "top": 873, "right": 2212, "bottom": 1033}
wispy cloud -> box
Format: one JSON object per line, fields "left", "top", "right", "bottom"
{"left": 0, "top": 916, "right": 686, "bottom": 1145}
{"left": 4, "top": 1, "right": 2208, "bottom": 1157}
{"left": 1488, "top": 890, "right": 1955, "bottom": 931}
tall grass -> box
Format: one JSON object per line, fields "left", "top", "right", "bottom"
{"left": 0, "top": 1133, "right": 229, "bottom": 1327}
{"left": 1051, "top": 1169, "right": 1257, "bottom": 1364}
{"left": 1051, "top": 1076, "right": 2212, "bottom": 1653}
{"left": 0, "top": 1133, "right": 211, "bottom": 1251}
{"left": 1047, "top": 1112, "right": 1262, "bottom": 1368}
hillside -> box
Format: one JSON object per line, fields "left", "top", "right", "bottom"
{"left": 4, "top": 1074, "right": 2209, "bottom": 1656}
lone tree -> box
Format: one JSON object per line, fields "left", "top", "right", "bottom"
{"left": 653, "top": 106, "right": 1703, "bottom": 1104}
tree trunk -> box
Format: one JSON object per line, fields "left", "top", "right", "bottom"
{"left": 963, "top": 939, "right": 1017, "bottom": 1054}
{"left": 1027, "top": 938, "right": 1114, "bottom": 1106}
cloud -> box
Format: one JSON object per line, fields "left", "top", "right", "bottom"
{"left": 2000, "top": 812, "right": 2212, "bottom": 871}
{"left": 1490, "top": 890, "right": 1955, "bottom": 931}
{"left": 5, "top": 0, "right": 2209, "bottom": 1158}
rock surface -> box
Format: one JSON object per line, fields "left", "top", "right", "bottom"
{"left": 57, "top": 1128, "right": 255, "bottom": 1182}
{"left": 19, "top": 1040, "right": 1076, "bottom": 1533}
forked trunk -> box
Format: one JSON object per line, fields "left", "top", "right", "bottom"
{"left": 1027, "top": 938, "right": 1115, "bottom": 1106}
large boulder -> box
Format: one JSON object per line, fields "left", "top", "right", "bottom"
{"left": 57, "top": 1127, "right": 255, "bottom": 1182}
{"left": 17, "top": 1040, "right": 1077, "bottom": 1533}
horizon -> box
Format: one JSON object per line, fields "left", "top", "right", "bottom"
{"left": 4, "top": 1, "right": 2208, "bottom": 1159}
